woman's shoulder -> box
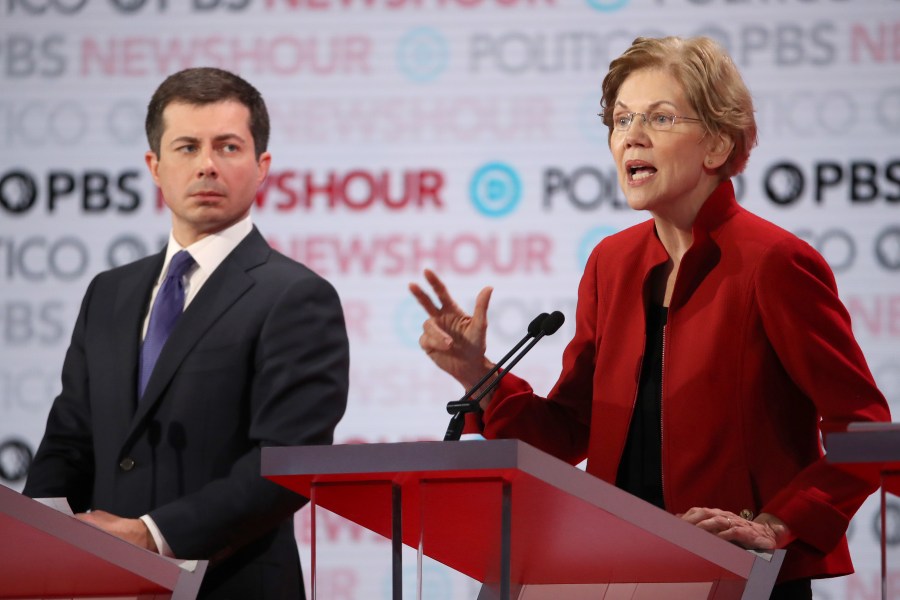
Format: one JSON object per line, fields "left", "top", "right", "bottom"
{"left": 725, "top": 207, "right": 834, "bottom": 281}
{"left": 724, "top": 205, "right": 817, "bottom": 254}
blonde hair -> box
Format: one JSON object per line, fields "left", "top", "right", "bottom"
{"left": 600, "top": 36, "right": 758, "bottom": 178}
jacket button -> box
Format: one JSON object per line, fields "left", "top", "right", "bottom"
{"left": 119, "top": 457, "right": 135, "bottom": 471}
{"left": 739, "top": 509, "right": 754, "bottom": 521}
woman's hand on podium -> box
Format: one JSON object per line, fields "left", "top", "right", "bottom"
{"left": 679, "top": 507, "right": 795, "bottom": 551}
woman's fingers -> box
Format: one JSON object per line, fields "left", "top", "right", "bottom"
{"left": 471, "top": 286, "right": 493, "bottom": 331}
{"left": 409, "top": 282, "right": 441, "bottom": 317}
{"left": 419, "top": 318, "right": 453, "bottom": 352}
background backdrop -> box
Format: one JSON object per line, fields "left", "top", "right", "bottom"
{"left": 1, "top": 0, "right": 898, "bottom": 598}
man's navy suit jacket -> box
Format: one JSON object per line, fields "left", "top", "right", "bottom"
{"left": 24, "top": 227, "right": 350, "bottom": 599}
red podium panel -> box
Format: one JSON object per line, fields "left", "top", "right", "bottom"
{"left": 263, "top": 440, "right": 784, "bottom": 599}
{"left": 0, "top": 485, "right": 207, "bottom": 599}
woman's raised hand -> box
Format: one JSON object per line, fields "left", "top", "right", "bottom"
{"left": 409, "top": 269, "right": 495, "bottom": 391}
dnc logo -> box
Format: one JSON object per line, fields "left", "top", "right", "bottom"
{"left": 397, "top": 28, "right": 449, "bottom": 83}
{"left": 585, "top": 0, "right": 629, "bottom": 11}
{"left": 394, "top": 297, "right": 428, "bottom": 348}
{"left": 470, "top": 162, "right": 522, "bottom": 218}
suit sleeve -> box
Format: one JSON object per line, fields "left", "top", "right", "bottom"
{"left": 23, "top": 278, "right": 97, "bottom": 513}
{"left": 149, "top": 273, "right": 350, "bottom": 560}
{"left": 755, "top": 237, "right": 891, "bottom": 553}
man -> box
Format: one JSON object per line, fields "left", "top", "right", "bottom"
{"left": 23, "top": 67, "right": 349, "bottom": 599}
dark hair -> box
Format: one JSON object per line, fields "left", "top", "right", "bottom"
{"left": 600, "top": 36, "right": 757, "bottom": 178}
{"left": 145, "top": 67, "right": 270, "bottom": 159}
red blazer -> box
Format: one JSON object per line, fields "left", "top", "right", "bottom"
{"left": 474, "top": 180, "right": 890, "bottom": 582}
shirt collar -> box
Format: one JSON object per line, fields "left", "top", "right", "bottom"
{"left": 158, "top": 214, "right": 254, "bottom": 284}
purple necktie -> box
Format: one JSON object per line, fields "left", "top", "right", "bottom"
{"left": 138, "top": 250, "right": 195, "bottom": 398}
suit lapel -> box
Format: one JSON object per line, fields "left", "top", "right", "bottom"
{"left": 126, "top": 229, "right": 270, "bottom": 438}
{"left": 113, "top": 253, "right": 164, "bottom": 420}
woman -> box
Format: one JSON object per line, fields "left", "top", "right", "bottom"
{"left": 410, "top": 36, "right": 890, "bottom": 599}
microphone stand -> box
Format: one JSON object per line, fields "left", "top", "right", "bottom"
{"left": 443, "top": 311, "right": 565, "bottom": 441}
{"left": 442, "top": 313, "right": 548, "bottom": 442}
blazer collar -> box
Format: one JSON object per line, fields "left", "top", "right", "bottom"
{"left": 643, "top": 179, "right": 739, "bottom": 309}
{"left": 113, "top": 253, "right": 165, "bottom": 415}
{"left": 691, "top": 178, "right": 740, "bottom": 238}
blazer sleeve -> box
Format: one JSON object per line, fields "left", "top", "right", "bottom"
{"left": 148, "top": 273, "right": 350, "bottom": 560}
{"left": 476, "top": 246, "right": 599, "bottom": 465}
{"left": 23, "top": 277, "right": 97, "bottom": 513}
{"left": 754, "top": 237, "right": 891, "bottom": 553}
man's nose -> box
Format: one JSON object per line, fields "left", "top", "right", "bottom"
{"left": 196, "top": 148, "right": 218, "bottom": 177}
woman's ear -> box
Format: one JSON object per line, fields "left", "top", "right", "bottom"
{"left": 704, "top": 131, "right": 735, "bottom": 170}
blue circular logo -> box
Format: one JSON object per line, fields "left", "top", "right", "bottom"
{"left": 578, "top": 225, "right": 618, "bottom": 267}
{"left": 394, "top": 297, "right": 429, "bottom": 349}
{"left": 397, "top": 28, "right": 449, "bottom": 83}
{"left": 585, "top": 0, "right": 629, "bottom": 11}
{"left": 470, "top": 162, "right": 522, "bottom": 218}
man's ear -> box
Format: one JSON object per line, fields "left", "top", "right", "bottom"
{"left": 145, "top": 151, "right": 161, "bottom": 186}
{"left": 256, "top": 151, "right": 272, "bottom": 186}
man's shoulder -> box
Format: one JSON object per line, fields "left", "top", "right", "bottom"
{"left": 256, "top": 245, "right": 323, "bottom": 281}
{"left": 230, "top": 229, "right": 338, "bottom": 297}
{"left": 240, "top": 243, "right": 339, "bottom": 304}
{"left": 90, "top": 252, "right": 161, "bottom": 286}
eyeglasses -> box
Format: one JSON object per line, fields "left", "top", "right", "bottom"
{"left": 604, "top": 111, "right": 705, "bottom": 132}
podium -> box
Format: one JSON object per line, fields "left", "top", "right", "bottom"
{"left": 263, "top": 440, "right": 785, "bottom": 600}
{"left": 0, "top": 485, "right": 207, "bottom": 599}
{"left": 826, "top": 422, "right": 900, "bottom": 600}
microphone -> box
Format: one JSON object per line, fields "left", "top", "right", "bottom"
{"left": 443, "top": 310, "right": 565, "bottom": 441}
